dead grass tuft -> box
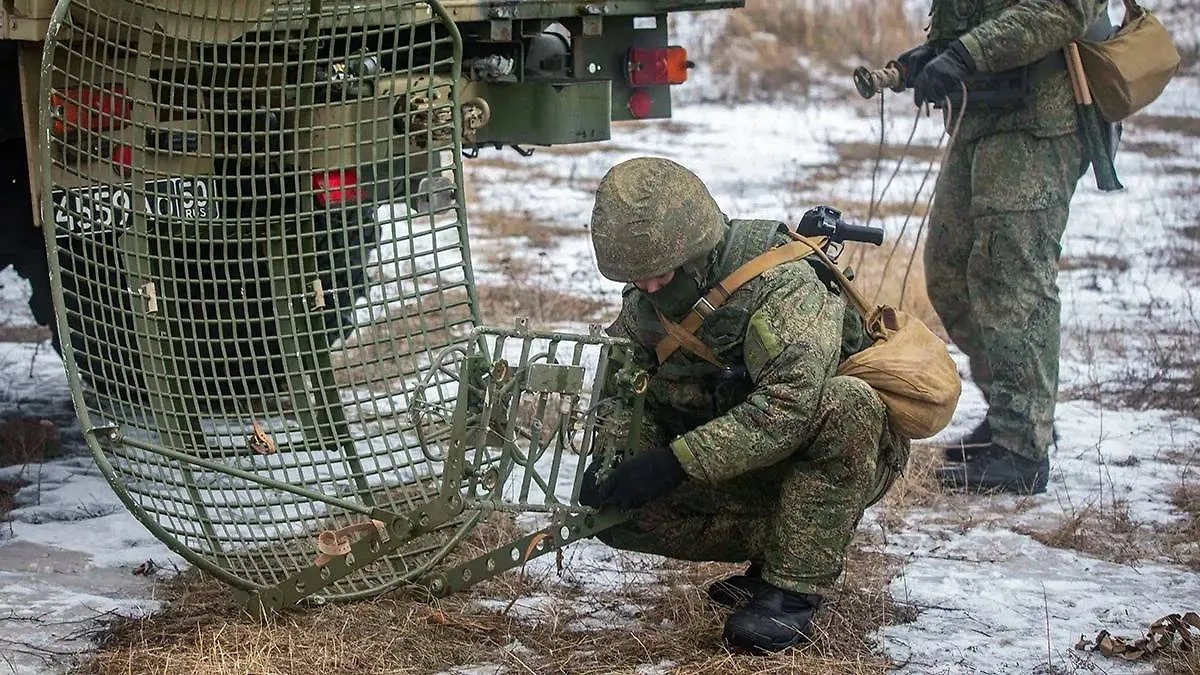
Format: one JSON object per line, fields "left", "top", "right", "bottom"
{"left": 1174, "top": 482, "right": 1200, "bottom": 520}
{"left": 0, "top": 478, "right": 25, "bottom": 523}
{"left": 1130, "top": 114, "right": 1200, "bottom": 137}
{"left": 1059, "top": 253, "right": 1132, "bottom": 273}
{"left": 1121, "top": 139, "right": 1184, "bottom": 158}
{"left": 0, "top": 416, "right": 63, "bottom": 468}
{"left": 534, "top": 143, "right": 639, "bottom": 157}
{"left": 0, "top": 324, "right": 52, "bottom": 343}
{"left": 1017, "top": 486, "right": 1200, "bottom": 572}
{"left": 1158, "top": 648, "right": 1200, "bottom": 675}
{"left": 1063, "top": 326, "right": 1200, "bottom": 421}
{"left": 472, "top": 206, "right": 584, "bottom": 249}
{"left": 74, "top": 534, "right": 912, "bottom": 675}
{"left": 832, "top": 141, "right": 944, "bottom": 167}
{"left": 875, "top": 443, "right": 945, "bottom": 530}
{"left": 613, "top": 118, "right": 693, "bottom": 136}
{"left": 333, "top": 289, "right": 474, "bottom": 390}
{"left": 1021, "top": 500, "right": 1145, "bottom": 565}
{"left": 706, "top": 0, "right": 921, "bottom": 101}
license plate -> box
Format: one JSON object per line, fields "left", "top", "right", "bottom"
{"left": 52, "top": 177, "right": 220, "bottom": 238}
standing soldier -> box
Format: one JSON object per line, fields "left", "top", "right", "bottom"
{"left": 579, "top": 157, "right": 911, "bottom": 652}
{"left": 897, "top": 0, "right": 1109, "bottom": 494}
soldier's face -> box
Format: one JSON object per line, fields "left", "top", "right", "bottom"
{"left": 634, "top": 269, "right": 676, "bottom": 294}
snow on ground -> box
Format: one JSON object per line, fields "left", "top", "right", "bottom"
{"left": 2, "top": 36, "right": 1199, "bottom": 675}
{"left": 462, "top": 66, "right": 1200, "bottom": 674}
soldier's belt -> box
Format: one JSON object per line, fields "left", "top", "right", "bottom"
{"left": 940, "top": 52, "right": 1066, "bottom": 111}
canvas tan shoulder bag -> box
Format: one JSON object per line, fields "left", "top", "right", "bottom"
{"left": 1077, "top": 0, "right": 1180, "bottom": 122}
{"left": 789, "top": 235, "right": 961, "bottom": 440}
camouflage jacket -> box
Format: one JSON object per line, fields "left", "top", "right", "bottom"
{"left": 926, "top": 0, "right": 1108, "bottom": 141}
{"left": 605, "top": 219, "right": 869, "bottom": 484}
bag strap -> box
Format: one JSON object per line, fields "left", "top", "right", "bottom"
{"left": 785, "top": 233, "right": 874, "bottom": 319}
{"left": 656, "top": 309, "right": 723, "bottom": 366}
{"left": 654, "top": 235, "right": 845, "bottom": 365}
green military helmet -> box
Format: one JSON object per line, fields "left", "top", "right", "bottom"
{"left": 589, "top": 157, "right": 726, "bottom": 282}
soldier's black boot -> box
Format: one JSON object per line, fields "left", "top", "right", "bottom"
{"left": 935, "top": 444, "right": 1049, "bottom": 495}
{"left": 938, "top": 420, "right": 992, "bottom": 463}
{"left": 723, "top": 585, "right": 823, "bottom": 652}
{"left": 707, "top": 563, "right": 769, "bottom": 608}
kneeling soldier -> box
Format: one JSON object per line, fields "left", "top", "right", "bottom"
{"left": 580, "top": 157, "right": 910, "bottom": 652}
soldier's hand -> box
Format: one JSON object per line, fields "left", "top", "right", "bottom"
{"left": 591, "top": 445, "right": 687, "bottom": 510}
{"left": 912, "top": 40, "right": 976, "bottom": 107}
{"left": 896, "top": 43, "right": 936, "bottom": 88}
{"left": 578, "top": 459, "right": 605, "bottom": 508}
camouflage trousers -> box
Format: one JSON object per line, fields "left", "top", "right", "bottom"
{"left": 595, "top": 376, "right": 908, "bottom": 595}
{"left": 925, "top": 130, "right": 1083, "bottom": 461}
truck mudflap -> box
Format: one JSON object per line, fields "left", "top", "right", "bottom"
{"left": 39, "top": 0, "right": 645, "bottom": 612}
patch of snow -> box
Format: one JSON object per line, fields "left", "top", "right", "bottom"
{"left": 880, "top": 529, "right": 1200, "bottom": 675}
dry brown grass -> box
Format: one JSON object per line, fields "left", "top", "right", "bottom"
{"left": 706, "top": 0, "right": 921, "bottom": 101}
{"left": 0, "top": 479, "right": 24, "bottom": 522}
{"left": 72, "top": 532, "right": 911, "bottom": 675}
{"left": 874, "top": 443, "right": 946, "bottom": 531}
{"left": 1159, "top": 649, "right": 1200, "bottom": 675}
{"left": 832, "top": 141, "right": 944, "bottom": 167}
{"left": 1015, "top": 480, "right": 1200, "bottom": 572}
{"left": 0, "top": 416, "right": 63, "bottom": 468}
{"left": 841, "top": 236, "right": 945, "bottom": 340}
{"left": 471, "top": 206, "right": 584, "bottom": 249}
{"left": 332, "top": 288, "right": 474, "bottom": 390}
{"left": 534, "top": 143, "right": 640, "bottom": 157}
{"left": 1130, "top": 114, "right": 1200, "bottom": 137}
{"left": 0, "top": 324, "right": 52, "bottom": 343}
{"left": 1019, "top": 500, "right": 1147, "bottom": 565}
{"left": 476, "top": 279, "right": 607, "bottom": 327}
{"left": 1058, "top": 253, "right": 1132, "bottom": 273}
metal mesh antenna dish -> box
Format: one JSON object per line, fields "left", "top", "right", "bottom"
{"left": 39, "top": 0, "right": 644, "bottom": 612}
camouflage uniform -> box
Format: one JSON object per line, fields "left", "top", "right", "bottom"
{"left": 923, "top": 0, "right": 1105, "bottom": 460}
{"left": 594, "top": 219, "right": 909, "bottom": 595}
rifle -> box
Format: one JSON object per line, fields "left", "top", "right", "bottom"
{"left": 1065, "top": 43, "right": 1124, "bottom": 191}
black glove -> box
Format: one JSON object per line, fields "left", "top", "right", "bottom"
{"left": 590, "top": 445, "right": 688, "bottom": 510}
{"left": 912, "top": 40, "right": 976, "bottom": 106}
{"left": 895, "top": 43, "right": 936, "bottom": 88}
{"left": 578, "top": 459, "right": 605, "bottom": 508}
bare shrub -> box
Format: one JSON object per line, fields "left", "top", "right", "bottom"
{"left": 0, "top": 417, "right": 62, "bottom": 467}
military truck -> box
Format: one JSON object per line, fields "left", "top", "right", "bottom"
{"left": 0, "top": 0, "right": 733, "bottom": 379}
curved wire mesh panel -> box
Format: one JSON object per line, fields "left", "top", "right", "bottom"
{"left": 39, "top": 0, "right": 488, "bottom": 606}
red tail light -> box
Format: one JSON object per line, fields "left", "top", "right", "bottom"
{"left": 628, "top": 90, "right": 654, "bottom": 119}
{"left": 626, "top": 47, "right": 690, "bottom": 87}
{"left": 312, "top": 169, "right": 366, "bottom": 206}
{"left": 50, "top": 85, "right": 134, "bottom": 136}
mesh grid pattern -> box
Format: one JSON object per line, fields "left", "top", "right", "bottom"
{"left": 41, "top": 0, "right": 478, "bottom": 597}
